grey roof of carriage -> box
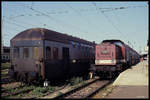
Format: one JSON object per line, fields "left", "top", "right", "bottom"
{"left": 11, "top": 28, "right": 95, "bottom": 45}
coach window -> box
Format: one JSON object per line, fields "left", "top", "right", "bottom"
{"left": 3, "top": 56, "right": 5, "bottom": 59}
{"left": 6, "top": 56, "right": 8, "bottom": 60}
{"left": 53, "top": 47, "right": 58, "bottom": 60}
{"left": 33, "top": 47, "right": 39, "bottom": 59}
{"left": 46, "top": 46, "right": 51, "bottom": 59}
{"left": 23, "top": 48, "right": 29, "bottom": 59}
{"left": 14, "top": 47, "right": 19, "bottom": 59}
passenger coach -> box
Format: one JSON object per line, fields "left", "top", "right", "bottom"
{"left": 9, "top": 28, "right": 95, "bottom": 82}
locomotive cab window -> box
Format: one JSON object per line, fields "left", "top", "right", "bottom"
{"left": 23, "top": 48, "right": 29, "bottom": 59}
{"left": 46, "top": 46, "right": 51, "bottom": 59}
{"left": 13, "top": 47, "right": 19, "bottom": 59}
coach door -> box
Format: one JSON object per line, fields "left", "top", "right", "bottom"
{"left": 62, "top": 47, "right": 70, "bottom": 75}
{"left": 62, "top": 47, "right": 70, "bottom": 62}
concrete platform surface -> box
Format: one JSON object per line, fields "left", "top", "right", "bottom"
{"left": 106, "top": 86, "right": 149, "bottom": 98}
{"left": 113, "top": 60, "right": 149, "bottom": 86}
{"left": 105, "top": 60, "right": 149, "bottom": 98}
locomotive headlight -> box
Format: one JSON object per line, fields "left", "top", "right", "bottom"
{"left": 72, "top": 59, "right": 76, "bottom": 63}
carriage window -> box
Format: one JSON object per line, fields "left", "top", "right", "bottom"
{"left": 46, "top": 47, "right": 51, "bottom": 59}
{"left": 23, "top": 48, "right": 29, "bottom": 58}
{"left": 6, "top": 56, "right": 8, "bottom": 60}
{"left": 53, "top": 47, "right": 58, "bottom": 60}
{"left": 33, "top": 47, "right": 39, "bottom": 59}
{"left": 3, "top": 56, "right": 5, "bottom": 59}
{"left": 14, "top": 47, "right": 19, "bottom": 58}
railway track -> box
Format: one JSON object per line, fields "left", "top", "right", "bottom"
{"left": 54, "top": 78, "right": 113, "bottom": 99}
{"left": 2, "top": 77, "right": 113, "bottom": 99}
{"left": 2, "top": 81, "right": 69, "bottom": 99}
{"left": 2, "top": 88, "right": 34, "bottom": 98}
{"left": 2, "top": 82, "right": 35, "bottom": 98}
{"left": 2, "top": 83, "right": 25, "bottom": 93}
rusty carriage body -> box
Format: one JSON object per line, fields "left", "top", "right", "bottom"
{"left": 10, "top": 28, "right": 96, "bottom": 82}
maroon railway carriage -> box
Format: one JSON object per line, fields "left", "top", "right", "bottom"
{"left": 9, "top": 28, "right": 96, "bottom": 82}
{"left": 90, "top": 39, "right": 140, "bottom": 78}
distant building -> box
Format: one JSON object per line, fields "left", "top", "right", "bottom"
{"left": 145, "top": 46, "right": 148, "bottom": 52}
{"left": 141, "top": 40, "right": 149, "bottom": 60}
{"left": 1, "top": 46, "right": 10, "bottom": 63}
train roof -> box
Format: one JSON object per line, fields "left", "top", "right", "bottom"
{"left": 102, "top": 39, "right": 139, "bottom": 55}
{"left": 102, "top": 39, "right": 125, "bottom": 44}
{"left": 11, "top": 28, "right": 95, "bottom": 45}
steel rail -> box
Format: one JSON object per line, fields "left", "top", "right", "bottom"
{"left": 54, "top": 78, "right": 101, "bottom": 99}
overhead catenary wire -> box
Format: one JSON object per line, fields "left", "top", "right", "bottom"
{"left": 2, "top": 19, "right": 26, "bottom": 41}
{"left": 7, "top": 4, "right": 147, "bottom": 19}
{"left": 100, "top": 4, "right": 123, "bottom": 35}
{"left": 2, "top": 16, "right": 54, "bottom": 39}
{"left": 5, "top": 3, "right": 52, "bottom": 28}
{"left": 65, "top": 3, "right": 92, "bottom": 25}
{"left": 3, "top": 23, "right": 22, "bottom": 32}
{"left": 4, "top": 20, "right": 28, "bottom": 29}
{"left": 3, "top": 15, "right": 40, "bottom": 27}
{"left": 99, "top": 5, "right": 147, "bottom": 13}
{"left": 27, "top": 3, "right": 55, "bottom": 28}
{"left": 65, "top": 3, "right": 105, "bottom": 33}
{"left": 2, "top": 2, "right": 147, "bottom": 47}
{"left": 7, "top": 5, "right": 55, "bottom": 29}
{"left": 92, "top": 2, "right": 129, "bottom": 43}
{"left": 25, "top": 5, "right": 90, "bottom": 35}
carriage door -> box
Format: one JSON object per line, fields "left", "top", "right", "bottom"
{"left": 62, "top": 47, "right": 70, "bottom": 62}
{"left": 62, "top": 47, "right": 70, "bottom": 71}
{"left": 62, "top": 47, "right": 70, "bottom": 74}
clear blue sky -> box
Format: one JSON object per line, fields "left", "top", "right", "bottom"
{"left": 2, "top": 1, "right": 148, "bottom": 53}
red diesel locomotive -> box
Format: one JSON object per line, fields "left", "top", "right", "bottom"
{"left": 90, "top": 39, "right": 140, "bottom": 78}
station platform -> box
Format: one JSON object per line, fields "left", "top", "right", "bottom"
{"left": 113, "top": 60, "right": 148, "bottom": 86}
{"left": 106, "top": 60, "right": 149, "bottom": 98}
